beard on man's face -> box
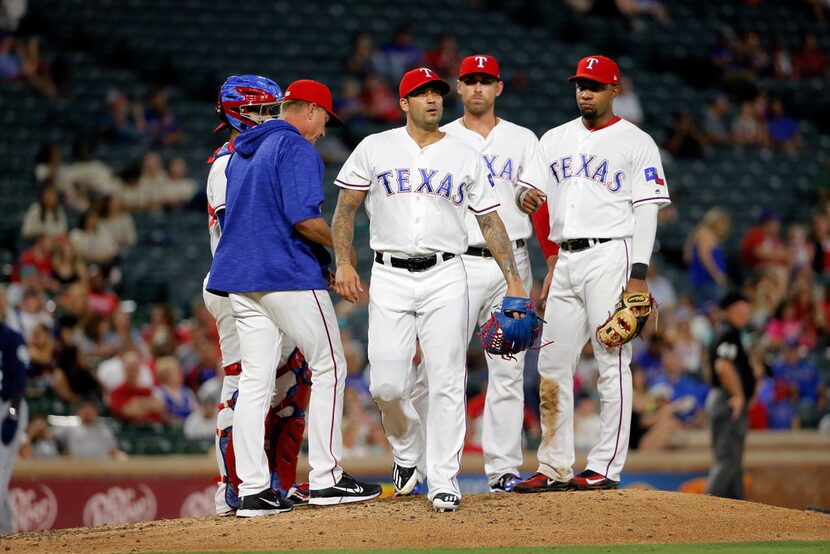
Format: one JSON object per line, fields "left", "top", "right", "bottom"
{"left": 580, "top": 106, "right": 599, "bottom": 120}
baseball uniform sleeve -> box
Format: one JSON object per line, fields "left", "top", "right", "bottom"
{"left": 335, "top": 137, "right": 372, "bottom": 191}
{"left": 517, "top": 135, "right": 549, "bottom": 192}
{"left": 276, "top": 138, "right": 325, "bottom": 226}
{"left": 631, "top": 137, "right": 671, "bottom": 208}
{"left": 206, "top": 155, "right": 231, "bottom": 214}
{"left": 466, "top": 154, "right": 500, "bottom": 215}
{"left": 517, "top": 131, "right": 541, "bottom": 189}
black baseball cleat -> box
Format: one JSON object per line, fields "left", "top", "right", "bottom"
{"left": 432, "top": 493, "right": 461, "bottom": 512}
{"left": 393, "top": 463, "right": 419, "bottom": 496}
{"left": 569, "top": 469, "right": 619, "bottom": 490}
{"left": 489, "top": 473, "right": 521, "bottom": 492}
{"left": 309, "top": 473, "right": 382, "bottom": 506}
{"left": 236, "top": 488, "right": 293, "bottom": 518}
{"left": 514, "top": 472, "right": 574, "bottom": 493}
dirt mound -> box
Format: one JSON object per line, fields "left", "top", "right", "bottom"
{"left": 4, "top": 490, "right": 830, "bottom": 553}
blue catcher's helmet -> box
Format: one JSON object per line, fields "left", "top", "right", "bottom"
{"left": 215, "top": 75, "right": 283, "bottom": 133}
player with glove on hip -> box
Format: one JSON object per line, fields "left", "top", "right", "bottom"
{"left": 332, "top": 67, "right": 530, "bottom": 513}
{"left": 515, "top": 55, "right": 669, "bottom": 493}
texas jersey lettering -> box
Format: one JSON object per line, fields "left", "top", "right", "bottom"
{"left": 336, "top": 127, "right": 498, "bottom": 256}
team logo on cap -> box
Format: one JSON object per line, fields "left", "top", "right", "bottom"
{"left": 586, "top": 57, "right": 600, "bottom": 70}
{"left": 475, "top": 56, "right": 488, "bottom": 68}
{"left": 419, "top": 68, "right": 434, "bottom": 78}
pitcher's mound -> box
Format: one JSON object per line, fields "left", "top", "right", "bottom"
{"left": 5, "top": 490, "right": 830, "bottom": 553}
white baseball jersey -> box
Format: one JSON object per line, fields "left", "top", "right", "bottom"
{"left": 206, "top": 145, "right": 232, "bottom": 256}
{"left": 441, "top": 118, "right": 536, "bottom": 247}
{"left": 522, "top": 116, "right": 671, "bottom": 242}
{"left": 335, "top": 127, "right": 500, "bottom": 257}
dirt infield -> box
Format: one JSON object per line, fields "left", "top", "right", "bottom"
{"left": 3, "top": 490, "right": 830, "bottom": 553}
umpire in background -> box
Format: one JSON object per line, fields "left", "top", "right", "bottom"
{"left": 705, "top": 291, "right": 755, "bottom": 500}
{"left": 0, "top": 285, "right": 30, "bottom": 534}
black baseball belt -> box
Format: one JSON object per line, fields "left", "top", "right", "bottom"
{"left": 374, "top": 251, "right": 455, "bottom": 272}
{"left": 559, "top": 237, "right": 612, "bottom": 253}
{"left": 464, "top": 239, "right": 526, "bottom": 258}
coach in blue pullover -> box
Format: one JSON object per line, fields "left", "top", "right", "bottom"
{"left": 208, "top": 80, "right": 381, "bottom": 517}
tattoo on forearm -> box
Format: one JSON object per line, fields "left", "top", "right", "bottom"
{"left": 476, "top": 212, "right": 520, "bottom": 283}
{"left": 332, "top": 189, "right": 366, "bottom": 266}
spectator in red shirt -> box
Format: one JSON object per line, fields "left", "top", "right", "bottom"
{"left": 108, "top": 348, "right": 165, "bottom": 424}
{"left": 794, "top": 33, "right": 828, "bottom": 79}
{"left": 17, "top": 234, "right": 54, "bottom": 284}
{"left": 86, "top": 265, "right": 119, "bottom": 317}
{"left": 739, "top": 209, "right": 789, "bottom": 271}
{"left": 424, "top": 33, "right": 462, "bottom": 82}
{"left": 361, "top": 74, "right": 403, "bottom": 124}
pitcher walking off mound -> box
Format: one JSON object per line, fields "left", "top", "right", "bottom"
{"left": 332, "top": 67, "right": 529, "bottom": 513}
{"left": 438, "top": 54, "right": 538, "bottom": 492}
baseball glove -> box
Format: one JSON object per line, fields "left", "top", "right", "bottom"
{"left": 479, "top": 296, "right": 544, "bottom": 358}
{"left": 596, "top": 290, "right": 656, "bottom": 349}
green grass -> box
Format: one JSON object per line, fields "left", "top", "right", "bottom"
{"left": 150, "top": 541, "right": 830, "bottom": 554}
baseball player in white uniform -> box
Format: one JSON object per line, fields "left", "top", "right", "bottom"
{"left": 408, "top": 54, "right": 538, "bottom": 493}
{"left": 204, "top": 75, "right": 311, "bottom": 514}
{"left": 515, "top": 55, "right": 670, "bottom": 492}
{"left": 331, "top": 67, "right": 529, "bottom": 512}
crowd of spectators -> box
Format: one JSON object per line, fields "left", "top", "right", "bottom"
{"left": 597, "top": 199, "right": 830, "bottom": 452}
{"left": 3, "top": 0, "right": 830, "bottom": 465}
{"left": 665, "top": 91, "right": 805, "bottom": 160}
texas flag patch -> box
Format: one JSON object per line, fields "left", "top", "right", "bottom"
{"left": 645, "top": 167, "right": 665, "bottom": 186}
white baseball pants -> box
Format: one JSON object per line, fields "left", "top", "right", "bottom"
{"left": 0, "top": 399, "right": 27, "bottom": 534}
{"left": 409, "top": 245, "right": 533, "bottom": 485}
{"left": 368, "top": 256, "right": 468, "bottom": 501}
{"left": 203, "top": 274, "right": 241, "bottom": 368}
{"left": 204, "top": 275, "right": 242, "bottom": 514}
{"left": 229, "top": 289, "right": 346, "bottom": 496}
{"left": 536, "top": 238, "right": 633, "bottom": 482}
{"left": 205, "top": 276, "right": 300, "bottom": 512}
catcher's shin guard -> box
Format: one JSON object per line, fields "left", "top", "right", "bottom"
{"left": 216, "top": 387, "right": 240, "bottom": 512}
{"left": 266, "top": 348, "right": 312, "bottom": 491}
{"left": 217, "top": 426, "right": 240, "bottom": 510}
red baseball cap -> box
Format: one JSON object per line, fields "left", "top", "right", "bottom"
{"left": 283, "top": 79, "right": 343, "bottom": 127}
{"left": 399, "top": 67, "right": 451, "bottom": 98}
{"left": 459, "top": 54, "right": 501, "bottom": 79}
{"left": 568, "top": 55, "right": 620, "bottom": 86}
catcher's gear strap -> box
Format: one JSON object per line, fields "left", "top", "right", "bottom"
{"left": 223, "top": 361, "right": 242, "bottom": 376}
{"left": 218, "top": 396, "right": 237, "bottom": 411}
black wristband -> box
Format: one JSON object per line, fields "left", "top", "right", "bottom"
{"left": 630, "top": 263, "right": 648, "bottom": 280}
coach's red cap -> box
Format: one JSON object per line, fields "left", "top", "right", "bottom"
{"left": 284, "top": 79, "right": 343, "bottom": 127}
{"left": 399, "top": 67, "right": 451, "bottom": 98}
{"left": 568, "top": 55, "right": 620, "bottom": 85}
{"left": 459, "top": 54, "right": 501, "bottom": 79}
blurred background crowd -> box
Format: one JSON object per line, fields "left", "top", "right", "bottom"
{"left": 2, "top": 0, "right": 829, "bottom": 462}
